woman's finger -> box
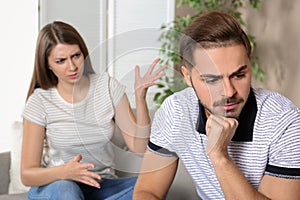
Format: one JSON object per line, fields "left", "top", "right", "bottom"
{"left": 146, "top": 58, "right": 161, "bottom": 75}
{"left": 79, "top": 177, "right": 100, "bottom": 188}
{"left": 135, "top": 65, "right": 141, "bottom": 80}
{"left": 153, "top": 64, "right": 168, "bottom": 75}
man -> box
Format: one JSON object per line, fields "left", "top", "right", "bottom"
{"left": 133, "top": 11, "right": 300, "bottom": 200}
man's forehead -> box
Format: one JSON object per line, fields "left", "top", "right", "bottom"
{"left": 191, "top": 45, "right": 249, "bottom": 75}
{"left": 192, "top": 48, "right": 220, "bottom": 74}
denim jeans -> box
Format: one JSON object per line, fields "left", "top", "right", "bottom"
{"left": 27, "top": 176, "right": 137, "bottom": 200}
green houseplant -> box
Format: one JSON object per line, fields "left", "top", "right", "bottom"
{"left": 154, "top": 0, "right": 265, "bottom": 106}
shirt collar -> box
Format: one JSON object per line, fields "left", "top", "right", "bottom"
{"left": 196, "top": 88, "right": 257, "bottom": 142}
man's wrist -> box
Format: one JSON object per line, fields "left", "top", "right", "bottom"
{"left": 208, "top": 150, "right": 230, "bottom": 164}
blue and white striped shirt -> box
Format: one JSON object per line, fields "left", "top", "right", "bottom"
{"left": 148, "top": 87, "right": 300, "bottom": 199}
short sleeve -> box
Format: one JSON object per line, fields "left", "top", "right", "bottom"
{"left": 148, "top": 97, "right": 178, "bottom": 157}
{"left": 108, "top": 76, "right": 126, "bottom": 107}
{"left": 22, "top": 90, "right": 46, "bottom": 127}
{"left": 265, "top": 108, "right": 300, "bottom": 179}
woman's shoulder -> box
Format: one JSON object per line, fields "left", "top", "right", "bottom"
{"left": 88, "top": 72, "right": 110, "bottom": 85}
{"left": 30, "top": 87, "right": 55, "bottom": 99}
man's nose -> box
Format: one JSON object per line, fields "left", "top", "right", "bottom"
{"left": 222, "top": 78, "right": 236, "bottom": 98}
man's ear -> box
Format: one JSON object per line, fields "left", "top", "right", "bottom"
{"left": 181, "top": 66, "right": 192, "bottom": 87}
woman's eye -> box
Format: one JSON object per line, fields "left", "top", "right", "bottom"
{"left": 56, "top": 59, "right": 65, "bottom": 64}
{"left": 73, "top": 53, "right": 81, "bottom": 59}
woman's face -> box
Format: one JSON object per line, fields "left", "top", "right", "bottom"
{"left": 48, "top": 43, "right": 85, "bottom": 86}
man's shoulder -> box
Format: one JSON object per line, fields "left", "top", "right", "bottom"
{"left": 163, "top": 87, "right": 197, "bottom": 106}
{"left": 156, "top": 87, "right": 199, "bottom": 124}
{"left": 255, "top": 88, "right": 294, "bottom": 105}
{"left": 253, "top": 88, "right": 299, "bottom": 117}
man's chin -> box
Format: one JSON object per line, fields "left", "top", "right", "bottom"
{"left": 225, "top": 114, "right": 239, "bottom": 119}
{"left": 213, "top": 110, "right": 239, "bottom": 119}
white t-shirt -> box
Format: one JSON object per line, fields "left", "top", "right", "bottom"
{"left": 22, "top": 72, "right": 126, "bottom": 178}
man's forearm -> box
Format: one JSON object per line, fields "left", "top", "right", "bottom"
{"left": 133, "top": 190, "right": 163, "bottom": 200}
{"left": 210, "top": 154, "right": 270, "bottom": 200}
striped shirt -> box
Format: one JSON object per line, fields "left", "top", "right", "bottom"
{"left": 22, "top": 72, "right": 126, "bottom": 178}
{"left": 148, "top": 87, "right": 300, "bottom": 199}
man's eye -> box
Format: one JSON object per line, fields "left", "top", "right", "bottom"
{"left": 233, "top": 73, "right": 245, "bottom": 79}
{"left": 201, "top": 78, "right": 219, "bottom": 84}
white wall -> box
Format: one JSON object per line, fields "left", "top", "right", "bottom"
{"left": 0, "top": 0, "right": 38, "bottom": 152}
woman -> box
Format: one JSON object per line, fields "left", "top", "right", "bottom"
{"left": 21, "top": 21, "right": 166, "bottom": 200}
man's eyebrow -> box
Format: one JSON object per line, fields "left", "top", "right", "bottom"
{"left": 199, "top": 65, "right": 248, "bottom": 79}
{"left": 229, "top": 65, "right": 248, "bottom": 77}
{"left": 199, "top": 74, "right": 222, "bottom": 79}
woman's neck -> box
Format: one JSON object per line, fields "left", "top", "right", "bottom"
{"left": 56, "top": 75, "right": 90, "bottom": 103}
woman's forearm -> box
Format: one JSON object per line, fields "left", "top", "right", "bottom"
{"left": 21, "top": 155, "right": 101, "bottom": 188}
{"left": 133, "top": 96, "right": 151, "bottom": 153}
{"left": 21, "top": 165, "right": 65, "bottom": 187}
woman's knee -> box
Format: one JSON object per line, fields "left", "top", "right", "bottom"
{"left": 52, "top": 180, "right": 83, "bottom": 199}
{"left": 28, "top": 180, "right": 84, "bottom": 200}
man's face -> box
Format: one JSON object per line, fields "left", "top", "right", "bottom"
{"left": 182, "top": 44, "right": 252, "bottom": 119}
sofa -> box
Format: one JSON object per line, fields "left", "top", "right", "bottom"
{"left": 0, "top": 110, "right": 200, "bottom": 200}
{"left": 0, "top": 151, "right": 28, "bottom": 200}
{"left": 0, "top": 151, "right": 199, "bottom": 200}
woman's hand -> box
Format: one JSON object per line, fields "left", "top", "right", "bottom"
{"left": 62, "top": 154, "right": 102, "bottom": 188}
{"left": 134, "top": 58, "right": 167, "bottom": 100}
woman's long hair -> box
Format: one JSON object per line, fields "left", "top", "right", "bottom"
{"left": 26, "top": 21, "right": 95, "bottom": 101}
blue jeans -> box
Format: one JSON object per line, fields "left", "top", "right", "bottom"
{"left": 27, "top": 176, "right": 137, "bottom": 200}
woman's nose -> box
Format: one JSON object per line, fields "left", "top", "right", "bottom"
{"left": 68, "top": 59, "right": 77, "bottom": 71}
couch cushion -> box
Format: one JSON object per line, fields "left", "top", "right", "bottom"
{"left": 0, "top": 193, "right": 27, "bottom": 200}
{"left": 0, "top": 152, "right": 10, "bottom": 194}
{"left": 9, "top": 121, "right": 30, "bottom": 194}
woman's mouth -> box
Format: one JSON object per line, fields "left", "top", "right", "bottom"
{"left": 69, "top": 73, "right": 78, "bottom": 79}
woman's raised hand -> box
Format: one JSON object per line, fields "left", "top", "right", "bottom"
{"left": 134, "top": 58, "right": 167, "bottom": 99}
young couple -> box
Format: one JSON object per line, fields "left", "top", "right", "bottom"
{"left": 22, "top": 11, "right": 300, "bottom": 200}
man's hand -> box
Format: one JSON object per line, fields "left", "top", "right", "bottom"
{"left": 205, "top": 115, "right": 238, "bottom": 156}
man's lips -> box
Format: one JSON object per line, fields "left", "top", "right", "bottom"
{"left": 213, "top": 98, "right": 244, "bottom": 112}
{"left": 219, "top": 102, "right": 239, "bottom": 110}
